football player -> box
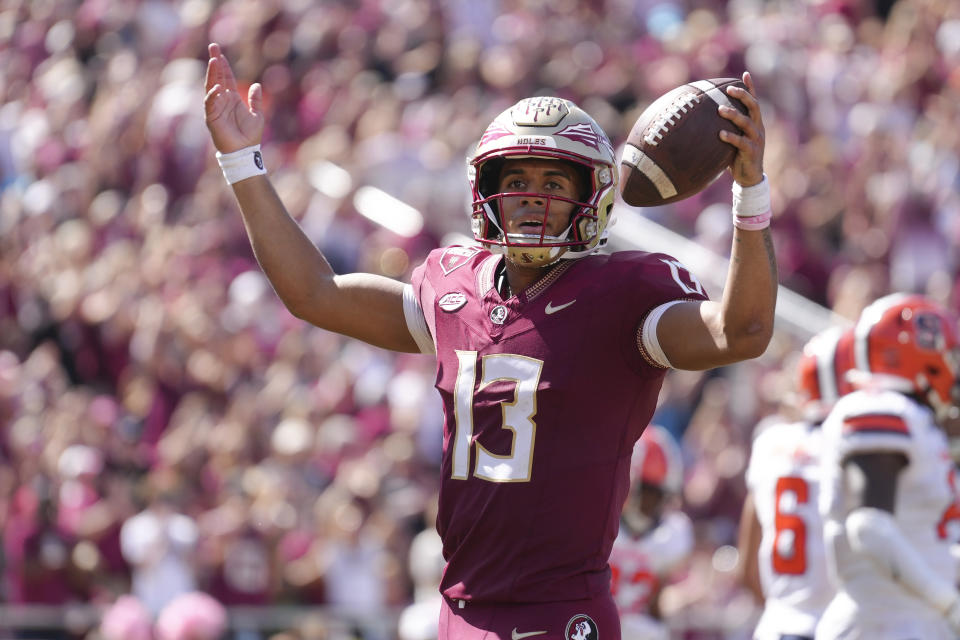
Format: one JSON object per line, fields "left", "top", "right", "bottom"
{"left": 204, "top": 41, "right": 776, "bottom": 639}
{"left": 738, "top": 325, "right": 855, "bottom": 640}
{"left": 815, "top": 294, "right": 960, "bottom": 640}
{"left": 609, "top": 425, "right": 693, "bottom": 640}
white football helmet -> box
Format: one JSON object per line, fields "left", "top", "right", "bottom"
{"left": 468, "top": 96, "right": 618, "bottom": 267}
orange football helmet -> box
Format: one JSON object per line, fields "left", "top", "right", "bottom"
{"left": 623, "top": 424, "right": 683, "bottom": 534}
{"left": 795, "top": 325, "right": 857, "bottom": 420}
{"left": 853, "top": 293, "right": 960, "bottom": 420}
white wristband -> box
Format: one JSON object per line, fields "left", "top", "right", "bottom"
{"left": 731, "top": 174, "right": 770, "bottom": 218}
{"left": 216, "top": 144, "right": 266, "bottom": 185}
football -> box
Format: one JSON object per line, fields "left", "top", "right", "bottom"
{"left": 619, "top": 78, "right": 749, "bottom": 207}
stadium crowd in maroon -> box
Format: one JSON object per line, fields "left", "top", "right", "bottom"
{"left": 1, "top": 0, "right": 958, "bottom": 638}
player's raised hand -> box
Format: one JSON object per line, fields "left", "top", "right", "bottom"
{"left": 204, "top": 43, "right": 264, "bottom": 153}
{"left": 719, "top": 71, "right": 765, "bottom": 188}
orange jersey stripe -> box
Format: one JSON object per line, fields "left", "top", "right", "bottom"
{"left": 843, "top": 413, "right": 909, "bottom": 436}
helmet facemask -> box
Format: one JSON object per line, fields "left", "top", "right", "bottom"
{"left": 471, "top": 154, "right": 602, "bottom": 267}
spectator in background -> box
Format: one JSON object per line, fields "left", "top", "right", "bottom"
{"left": 155, "top": 591, "right": 228, "bottom": 640}
{"left": 314, "top": 483, "right": 405, "bottom": 637}
{"left": 2, "top": 475, "right": 81, "bottom": 640}
{"left": 55, "top": 443, "right": 134, "bottom": 602}
{"left": 100, "top": 591, "right": 229, "bottom": 640}
{"left": 120, "top": 469, "right": 199, "bottom": 616}
{"left": 100, "top": 595, "right": 153, "bottom": 640}
{"left": 198, "top": 489, "right": 277, "bottom": 608}
{"left": 398, "top": 525, "right": 445, "bottom": 640}
{"left": 610, "top": 425, "right": 694, "bottom": 640}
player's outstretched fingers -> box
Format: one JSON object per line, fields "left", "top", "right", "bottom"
{"left": 208, "top": 43, "right": 223, "bottom": 90}
{"left": 205, "top": 55, "right": 217, "bottom": 93}
{"left": 207, "top": 42, "right": 238, "bottom": 92}
{"left": 218, "top": 50, "right": 238, "bottom": 92}
{"left": 204, "top": 83, "right": 227, "bottom": 122}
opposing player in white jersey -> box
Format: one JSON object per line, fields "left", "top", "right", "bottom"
{"left": 738, "top": 325, "right": 855, "bottom": 640}
{"left": 816, "top": 293, "right": 960, "bottom": 640}
{"left": 609, "top": 425, "right": 693, "bottom": 640}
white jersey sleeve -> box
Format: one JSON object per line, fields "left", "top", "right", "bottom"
{"left": 402, "top": 283, "right": 435, "bottom": 355}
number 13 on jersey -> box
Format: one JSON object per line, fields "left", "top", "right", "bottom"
{"left": 452, "top": 351, "right": 544, "bottom": 483}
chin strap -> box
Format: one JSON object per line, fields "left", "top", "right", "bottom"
{"left": 845, "top": 507, "right": 960, "bottom": 621}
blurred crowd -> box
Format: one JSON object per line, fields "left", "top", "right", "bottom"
{"left": 1, "top": 0, "right": 958, "bottom": 638}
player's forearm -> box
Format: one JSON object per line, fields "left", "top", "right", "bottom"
{"left": 230, "top": 175, "right": 338, "bottom": 320}
{"left": 719, "top": 226, "right": 777, "bottom": 360}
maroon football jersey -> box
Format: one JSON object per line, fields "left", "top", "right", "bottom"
{"left": 409, "top": 246, "right": 708, "bottom": 603}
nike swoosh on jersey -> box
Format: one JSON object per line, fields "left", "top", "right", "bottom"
{"left": 511, "top": 629, "right": 547, "bottom": 640}
{"left": 544, "top": 299, "right": 576, "bottom": 314}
